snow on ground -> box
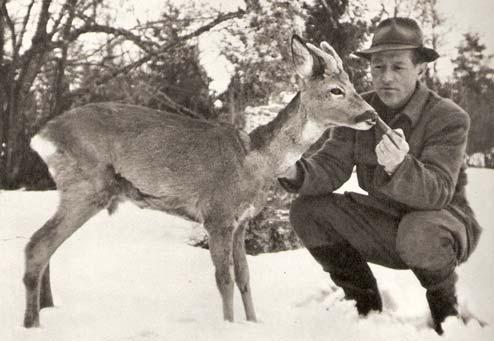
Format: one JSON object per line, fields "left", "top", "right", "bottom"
{"left": 1, "top": 169, "right": 493, "bottom": 341}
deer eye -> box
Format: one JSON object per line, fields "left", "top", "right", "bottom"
{"left": 330, "top": 88, "right": 344, "bottom": 96}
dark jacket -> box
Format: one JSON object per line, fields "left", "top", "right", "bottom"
{"left": 281, "top": 82, "right": 482, "bottom": 258}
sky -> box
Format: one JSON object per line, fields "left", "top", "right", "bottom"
{"left": 437, "top": 0, "right": 494, "bottom": 54}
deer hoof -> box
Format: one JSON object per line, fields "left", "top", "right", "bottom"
{"left": 23, "top": 312, "right": 40, "bottom": 328}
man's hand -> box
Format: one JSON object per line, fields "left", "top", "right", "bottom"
{"left": 375, "top": 128, "right": 409, "bottom": 175}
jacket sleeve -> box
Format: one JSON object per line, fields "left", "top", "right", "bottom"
{"left": 279, "top": 127, "right": 356, "bottom": 195}
{"left": 373, "top": 107, "right": 470, "bottom": 210}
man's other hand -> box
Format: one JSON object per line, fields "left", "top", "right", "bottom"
{"left": 376, "top": 128, "right": 409, "bottom": 175}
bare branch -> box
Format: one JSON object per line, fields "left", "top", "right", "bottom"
{"left": 48, "top": 1, "right": 70, "bottom": 36}
{"left": 68, "top": 34, "right": 121, "bottom": 62}
{"left": 379, "top": 2, "right": 390, "bottom": 17}
{"left": 133, "top": 16, "right": 224, "bottom": 29}
{"left": 16, "top": 0, "right": 36, "bottom": 54}
{"left": 16, "top": 0, "right": 53, "bottom": 98}
{"left": 66, "top": 60, "right": 122, "bottom": 70}
{"left": 65, "top": 22, "right": 159, "bottom": 53}
{"left": 1, "top": 2, "right": 17, "bottom": 58}
{"left": 51, "top": 0, "right": 78, "bottom": 116}
{"left": 0, "top": 10, "right": 4, "bottom": 65}
{"left": 31, "top": 0, "right": 52, "bottom": 44}
{"left": 69, "top": 8, "right": 246, "bottom": 97}
{"left": 61, "top": 0, "right": 78, "bottom": 39}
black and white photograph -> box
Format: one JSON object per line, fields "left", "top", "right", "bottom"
{"left": 1, "top": 0, "right": 493, "bottom": 340}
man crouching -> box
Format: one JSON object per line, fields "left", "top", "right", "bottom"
{"left": 279, "top": 17, "right": 482, "bottom": 335}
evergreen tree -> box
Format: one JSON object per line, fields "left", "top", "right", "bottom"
{"left": 142, "top": 2, "right": 215, "bottom": 118}
{"left": 452, "top": 33, "right": 494, "bottom": 95}
{"left": 220, "top": 0, "right": 306, "bottom": 127}
{"left": 303, "top": 0, "right": 378, "bottom": 92}
{"left": 451, "top": 33, "right": 494, "bottom": 153}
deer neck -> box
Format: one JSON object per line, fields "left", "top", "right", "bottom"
{"left": 247, "top": 92, "right": 325, "bottom": 177}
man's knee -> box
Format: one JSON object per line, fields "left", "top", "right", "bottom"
{"left": 396, "top": 210, "right": 463, "bottom": 270}
{"left": 289, "top": 195, "right": 321, "bottom": 239}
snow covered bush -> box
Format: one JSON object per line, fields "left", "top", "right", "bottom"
{"left": 467, "top": 153, "right": 486, "bottom": 168}
{"left": 190, "top": 183, "right": 301, "bottom": 255}
{"left": 485, "top": 149, "right": 494, "bottom": 168}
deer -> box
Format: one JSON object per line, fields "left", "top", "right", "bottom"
{"left": 23, "top": 35, "right": 378, "bottom": 328}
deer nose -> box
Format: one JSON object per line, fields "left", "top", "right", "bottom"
{"left": 354, "top": 110, "right": 377, "bottom": 124}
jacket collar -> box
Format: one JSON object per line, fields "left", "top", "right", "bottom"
{"left": 368, "top": 81, "right": 430, "bottom": 128}
{"left": 399, "top": 81, "right": 430, "bottom": 127}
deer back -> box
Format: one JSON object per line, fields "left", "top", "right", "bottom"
{"left": 38, "top": 102, "right": 256, "bottom": 222}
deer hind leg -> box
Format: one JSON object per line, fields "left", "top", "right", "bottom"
{"left": 232, "top": 223, "right": 256, "bottom": 321}
{"left": 207, "top": 225, "right": 235, "bottom": 322}
{"left": 23, "top": 191, "right": 108, "bottom": 328}
{"left": 39, "top": 263, "right": 53, "bottom": 309}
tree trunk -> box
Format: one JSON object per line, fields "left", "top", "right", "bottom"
{"left": 0, "top": 2, "right": 6, "bottom": 187}
{"left": 0, "top": 103, "right": 7, "bottom": 188}
{"left": 3, "top": 98, "right": 27, "bottom": 188}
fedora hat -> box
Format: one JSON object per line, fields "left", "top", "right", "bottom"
{"left": 354, "top": 17, "right": 439, "bottom": 62}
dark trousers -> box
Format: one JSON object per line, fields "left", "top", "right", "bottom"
{"left": 289, "top": 192, "right": 469, "bottom": 291}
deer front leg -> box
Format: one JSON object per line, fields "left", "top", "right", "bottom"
{"left": 233, "top": 223, "right": 257, "bottom": 322}
{"left": 207, "top": 227, "right": 235, "bottom": 322}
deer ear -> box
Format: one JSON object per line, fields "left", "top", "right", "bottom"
{"left": 319, "top": 41, "right": 343, "bottom": 72}
{"left": 291, "top": 35, "right": 323, "bottom": 78}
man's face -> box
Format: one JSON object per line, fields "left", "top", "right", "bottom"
{"left": 370, "top": 49, "right": 425, "bottom": 109}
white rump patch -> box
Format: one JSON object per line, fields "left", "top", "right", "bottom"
{"left": 30, "top": 135, "right": 57, "bottom": 160}
{"left": 302, "top": 120, "right": 324, "bottom": 142}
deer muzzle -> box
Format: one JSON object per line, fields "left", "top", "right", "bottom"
{"left": 354, "top": 110, "right": 377, "bottom": 125}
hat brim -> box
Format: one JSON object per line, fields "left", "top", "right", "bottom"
{"left": 354, "top": 44, "right": 439, "bottom": 62}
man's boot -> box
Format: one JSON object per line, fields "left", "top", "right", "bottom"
{"left": 426, "top": 287, "right": 460, "bottom": 334}
{"left": 414, "top": 267, "right": 460, "bottom": 334}
{"left": 308, "top": 244, "right": 382, "bottom": 315}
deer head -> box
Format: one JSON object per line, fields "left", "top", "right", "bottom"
{"left": 291, "top": 35, "right": 376, "bottom": 135}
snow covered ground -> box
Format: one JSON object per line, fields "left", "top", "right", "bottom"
{"left": 1, "top": 169, "right": 493, "bottom": 341}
